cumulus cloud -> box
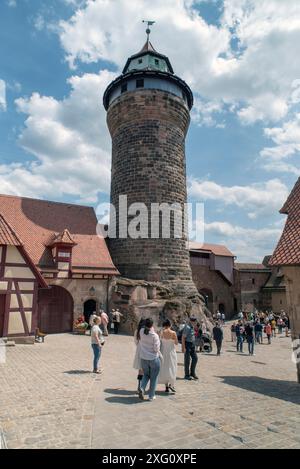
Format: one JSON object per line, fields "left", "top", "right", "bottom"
{"left": 189, "top": 178, "right": 288, "bottom": 219}
{"left": 6, "top": 0, "right": 17, "bottom": 7}
{"left": 0, "top": 69, "right": 115, "bottom": 202}
{"left": 204, "top": 220, "right": 282, "bottom": 262}
{"left": 58, "top": 0, "right": 300, "bottom": 127}
{"left": 260, "top": 113, "right": 300, "bottom": 175}
{"left": 0, "top": 80, "right": 6, "bottom": 111}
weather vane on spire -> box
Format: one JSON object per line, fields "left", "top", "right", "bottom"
{"left": 142, "top": 20, "right": 156, "bottom": 41}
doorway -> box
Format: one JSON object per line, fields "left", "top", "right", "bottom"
{"left": 84, "top": 299, "right": 97, "bottom": 324}
{"left": 0, "top": 295, "right": 6, "bottom": 337}
{"left": 38, "top": 286, "right": 74, "bottom": 334}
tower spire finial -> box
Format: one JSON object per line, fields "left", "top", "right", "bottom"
{"left": 142, "top": 20, "right": 156, "bottom": 41}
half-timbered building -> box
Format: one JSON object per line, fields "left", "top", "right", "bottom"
{"left": 0, "top": 195, "right": 118, "bottom": 338}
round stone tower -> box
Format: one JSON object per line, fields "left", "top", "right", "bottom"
{"left": 103, "top": 35, "right": 199, "bottom": 298}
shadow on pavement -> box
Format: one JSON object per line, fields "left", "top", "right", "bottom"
{"left": 218, "top": 376, "right": 300, "bottom": 405}
{"left": 64, "top": 370, "right": 92, "bottom": 374}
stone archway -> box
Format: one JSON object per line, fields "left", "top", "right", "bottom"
{"left": 38, "top": 285, "right": 74, "bottom": 334}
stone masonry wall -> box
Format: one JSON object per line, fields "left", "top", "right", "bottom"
{"left": 107, "top": 89, "right": 198, "bottom": 298}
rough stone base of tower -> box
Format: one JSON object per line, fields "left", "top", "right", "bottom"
{"left": 109, "top": 277, "right": 212, "bottom": 335}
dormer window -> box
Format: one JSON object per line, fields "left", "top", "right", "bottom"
{"left": 155, "top": 59, "right": 159, "bottom": 65}
{"left": 58, "top": 252, "right": 71, "bottom": 258}
{"left": 138, "top": 58, "right": 143, "bottom": 64}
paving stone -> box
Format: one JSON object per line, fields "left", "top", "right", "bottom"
{"left": 0, "top": 323, "right": 299, "bottom": 449}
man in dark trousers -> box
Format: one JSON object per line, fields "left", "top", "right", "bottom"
{"left": 182, "top": 316, "right": 198, "bottom": 380}
{"left": 213, "top": 322, "right": 224, "bottom": 356}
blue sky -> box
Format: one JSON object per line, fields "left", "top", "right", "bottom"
{"left": 1, "top": 0, "right": 300, "bottom": 261}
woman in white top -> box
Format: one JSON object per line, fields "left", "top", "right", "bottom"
{"left": 138, "top": 318, "right": 161, "bottom": 402}
{"left": 91, "top": 316, "right": 105, "bottom": 374}
{"left": 158, "top": 319, "right": 178, "bottom": 393}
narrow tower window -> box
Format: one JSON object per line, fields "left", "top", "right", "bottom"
{"left": 155, "top": 59, "right": 159, "bottom": 65}
{"left": 136, "top": 79, "right": 144, "bottom": 88}
{"left": 121, "top": 83, "right": 127, "bottom": 93}
{"left": 138, "top": 58, "right": 143, "bottom": 64}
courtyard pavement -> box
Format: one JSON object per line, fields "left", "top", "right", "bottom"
{"left": 0, "top": 324, "right": 299, "bottom": 449}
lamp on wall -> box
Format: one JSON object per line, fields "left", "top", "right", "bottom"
{"left": 89, "top": 286, "right": 96, "bottom": 296}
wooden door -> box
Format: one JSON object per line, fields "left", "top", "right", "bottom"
{"left": 38, "top": 286, "right": 73, "bottom": 334}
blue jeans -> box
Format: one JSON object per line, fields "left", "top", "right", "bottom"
{"left": 247, "top": 337, "right": 254, "bottom": 355}
{"left": 255, "top": 331, "right": 262, "bottom": 343}
{"left": 91, "top": 344, "right": 101, "bottom": 371}
{"left": 140, "top": 357, "right": 161, "bottom": 399}
{"left": 236, "top": 335, "right": 243, "bottom": 352}
{"left": 184, "top": 342, "right": 198, "bottom": 377}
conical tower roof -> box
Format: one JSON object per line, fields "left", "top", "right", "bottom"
{"left": 122, "top": 39, "right": 174, "bottom": 75}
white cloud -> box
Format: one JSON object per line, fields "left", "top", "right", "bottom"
{"left": 189, "top": 178, "right": 288, "bottom": 219}
{"left": 204, "top": 220, "right": 282, "bottom": 262}
{"left": 0, "top": 80, "right": 6, "bottom": 111}
{"left": 260, "top": 113, "right": 300, "bottom": 174}
{"left": 57, "top": 0, "right": 300, "bottom": 127}
{"left": 0, "top": 69, "right": 115, "bottom": 202}
{"left": 6, "top": 0, "right": 17, "bottom": 7}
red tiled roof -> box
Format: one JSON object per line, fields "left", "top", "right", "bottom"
{"left": 0, "top": 213, "right": 22, "bottom": 246}
{"left": 189, "top": 241, "right": 234, "bottom": 257}
{"left": 0, "top": 194, "right": 119, "bottom": 274}
{"left": 270, "top": 177, "right": 300, "bottom": 266}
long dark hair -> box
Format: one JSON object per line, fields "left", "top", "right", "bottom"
{"left": 136, "top": 318, "right": 146, "bottom": 341}
{"left": 144, "top": 318, "right": 153, "bottom": 336}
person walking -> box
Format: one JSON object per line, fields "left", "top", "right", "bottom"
{"left": 221, "top": 312, "right": 225, "bottom": 325}
{"left": 138, "top": 318, "right": 161, "bottom": 402}
{"left": 182, "top": 315, "right": 198, "bottom": 380}
{"left": 213, "top": 322, "right": 224, "bottom": 356}
{"left": 100, "top": 310, "right": 109, "bottom": 336}
{"left": 112, "top": 309, "right": 123, "bottom": 334}
{"left": 133, "top": 318, "right": 145, "bottom": 393}
{"left": 235, "top": 321, "right": 244, "bottom": 353}
{"left": 231, "top": 322, "right": 236, "bottom": 342}
{"left": 91, "top": 316, "right": 105, "bottom": 374}
{"left": 271, "top": 318, "right": 277, "bottom": 337}
{"left": 254, "top": 320, "right": 263, "bottom": 344}
{"left": 245, "top": 322, "right": 255, "bottom": 355}
{"left": 265, "top": 322, "right": 272, "bottom": 344}
{"left": 158, "top": 319, "right": 178, "bottom": 393}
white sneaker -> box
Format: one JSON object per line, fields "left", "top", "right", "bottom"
{"left": 148, "top": 396, "right": 156, "bottom": 401}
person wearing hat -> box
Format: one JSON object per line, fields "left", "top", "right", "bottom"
{"left": 181, "top": 315, "right": 198, "bottom": 380}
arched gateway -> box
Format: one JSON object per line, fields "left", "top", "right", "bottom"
{"left": 38, "top": 286, "right": 74, "bottom": 334}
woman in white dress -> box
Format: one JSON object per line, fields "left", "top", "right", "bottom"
{"left": 158, "top": 319, "right": 178, "bottom": 393}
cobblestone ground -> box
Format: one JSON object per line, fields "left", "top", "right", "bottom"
{"left": 0, "top": 324, "right": 299, "bottom": 449}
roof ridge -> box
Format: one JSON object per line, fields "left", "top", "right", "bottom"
{"left": 0, "top": 193, "right": 94, "bottom": 211}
